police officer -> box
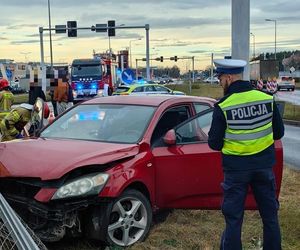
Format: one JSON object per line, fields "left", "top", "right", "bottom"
{"left": 208, "top": 59, "right": 284, "bottom": 250}
{"left": 0, "top": 103, "right": 33, "bottom": 142}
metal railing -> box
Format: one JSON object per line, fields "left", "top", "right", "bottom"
{"left": 0, "top": 193, "right": 47, "bottom": 250}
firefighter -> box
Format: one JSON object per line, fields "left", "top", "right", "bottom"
{"left": 0, "top": 78, "right": 14, "bottom": 116}
{"left": 0, "top": 103, "right": 33, "bottom": 142}
{"left": 208, "top": 59, "right": 284, "bottom": 250}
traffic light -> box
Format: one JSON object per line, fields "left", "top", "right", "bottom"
{"left": 160, "top": 56, "right": 163, "bottom": 62}
{"left": 108, "top": 20, "right": 116, "bottom": 37}
{"left": 67, "top": 21, "right": 77, "bottom": 37}
{"left": 174, "top": 56, "right": 178, "bottom": 62}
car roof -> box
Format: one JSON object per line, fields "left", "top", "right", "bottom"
{"left": 84, "top": 95, "right": 216, "bottom": 107}
{"left": 118, "top": 83, "right": 165, "bottom": 88}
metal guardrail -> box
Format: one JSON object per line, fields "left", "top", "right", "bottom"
{"left": 0, "top": 193, "right": 47, "bottom": 250}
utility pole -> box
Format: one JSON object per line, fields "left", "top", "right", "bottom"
{"left": 47, "top": 0, "right": 53, "bottom": 68}
{"left": 232, "top": 0, "right": 250, "bottom": 80}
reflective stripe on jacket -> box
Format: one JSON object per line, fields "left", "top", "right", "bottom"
{"left": 218, "top": 89, "right": 274, "bottom": 156}
{"left": 0, "top": 90, "right": 14, "bottom": 112}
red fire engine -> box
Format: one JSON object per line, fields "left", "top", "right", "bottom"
{"left": 71, "top": 55, "right": 118, "bottom": 103}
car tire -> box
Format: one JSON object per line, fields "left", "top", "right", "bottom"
{"left": 102, "top": 189, "right": 152, "bottom": 247}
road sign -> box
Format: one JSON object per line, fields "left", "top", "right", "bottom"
{"left": 290, "top": 66, "right": 295, "bottom": 73}
{"left": 6, "top": 69, "right": 12, "bottom": 80}
{"left": 121, "top": 69, "right": 135, "bottom": 84}
{"left": 95, "top": 23, "right": 107, "bottom": 32}
{"left": 55, "top": 25, "right": 66, "bottom": 34}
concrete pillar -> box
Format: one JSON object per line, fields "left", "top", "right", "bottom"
{"left": 231, "top": 0, "right": 250, "bottom": 80}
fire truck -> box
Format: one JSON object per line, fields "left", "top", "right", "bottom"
{"left": 70, "top": 56, "right": 118, "bottom": 103}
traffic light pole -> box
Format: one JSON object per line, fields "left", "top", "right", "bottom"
{"left": 110, "top": 24, "right": 150, "bottom": 80}
{"left": 39, "top": 27, "right": 46, "bottom": 92}
{"left": 39, "top": 23, "right": 151, "bottom": 84}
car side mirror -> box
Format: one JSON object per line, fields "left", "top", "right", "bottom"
{"left": 163, "top": 129, "right": 176, "bottom": 145}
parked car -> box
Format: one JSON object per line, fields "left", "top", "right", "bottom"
{"left": 204, "top": 76, "right": 219, "bottom": 84}
{"left": 0, "top": 95, "right": 283, "bottom": 247}
{"left": 277, "top": 76, "right": 295, "bottom": 91}
{"left": 113, "top": 83, "right": 185, "bottom": 96}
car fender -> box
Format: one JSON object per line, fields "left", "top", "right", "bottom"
{"left": 100, "top": 151, "right": 156, "bottom": 205}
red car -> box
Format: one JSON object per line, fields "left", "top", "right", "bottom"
{"left": 0, "top": 95, "right": 283, "bottom": 247}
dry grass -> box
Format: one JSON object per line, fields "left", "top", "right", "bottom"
{"left": 128, "top": 166, "right": 300, "bottom": 250}
{"left": 284, "top": 103, "right": 300, "bottom": 120}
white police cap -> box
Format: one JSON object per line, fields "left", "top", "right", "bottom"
{"left": 214, "top": 59, "right": 247, "bottom": 74}
{"left": 20, "top": 103, "right": 33, "bottom": 110}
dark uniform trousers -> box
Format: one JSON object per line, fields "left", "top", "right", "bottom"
{"left": 220, "top": 168, "right": 281, "bottom": 250}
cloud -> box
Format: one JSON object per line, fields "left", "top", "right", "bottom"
{"left": 10, "top": 39, "right": 40, "bottom": 45}
{"left": 7, "top": 24, "right": 39, "bottom": 29}
{"left": 4, "top": 0, "right": 224, "bottom": 9}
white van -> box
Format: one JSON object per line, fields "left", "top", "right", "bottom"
{"left": 277, "top": 76, "right": 295, "bottom": 91}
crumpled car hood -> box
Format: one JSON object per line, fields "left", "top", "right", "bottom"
{"left": 0, "top": 138, "right": 139, "bottom": 180}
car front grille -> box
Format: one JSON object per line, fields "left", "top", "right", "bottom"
{"left": 0, "top": 178, "right": 42, "bottom": 199}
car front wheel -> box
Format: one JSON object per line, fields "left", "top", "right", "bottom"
{"left": 106, "top": 189, "right": 152, "bottom": 247}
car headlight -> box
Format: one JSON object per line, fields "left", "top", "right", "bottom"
{"left": 52, "top": 173, "right": 109, "bottom": 200}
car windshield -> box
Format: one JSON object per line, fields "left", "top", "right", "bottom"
{"left": 40, "top": 104, "right": 155, "bottom": 143}
{"left": 71, "top": 65, "right": 102, "bottom": 76}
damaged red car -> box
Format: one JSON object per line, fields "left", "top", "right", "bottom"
{"left": 0, "top": 95, "right": 283, "bottom": 247}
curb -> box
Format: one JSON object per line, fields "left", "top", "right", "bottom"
{"left": 283, "top": 119, "right": 300, "bottom": 127}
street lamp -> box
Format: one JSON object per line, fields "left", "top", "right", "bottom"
{"left": 250, "top": 32, "right": 256, "bottom": 59}
{"left": 265, "top": 19, "right": 277, "bottom": 60}
{"left": 129, "top": 38, "right": 141, "bottom": 68}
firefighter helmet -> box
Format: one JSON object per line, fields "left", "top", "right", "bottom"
{"left": 0, "top": 78, "right": 9, "bottom": 90}
{"left": 44, "top": 102, "right": 50, "bottom": 119}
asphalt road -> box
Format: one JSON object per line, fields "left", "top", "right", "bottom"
{"left": 275, "top": 89, "right": 300, "bottom": 105}
{"left": 282, "top": 124, "right": 300, "bottom": 170}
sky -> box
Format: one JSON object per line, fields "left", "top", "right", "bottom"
{"left": 1, "top": 0, "right": 300, "bottom": 72}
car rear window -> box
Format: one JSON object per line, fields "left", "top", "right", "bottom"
{"left": 281, "top": 76, "right": 293, "bottom": 81}
{"left": 115, "top": 86, "right": 131, "bottom": 93}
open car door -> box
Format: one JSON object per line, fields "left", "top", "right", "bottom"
{"left": 152, "top": 108, "right": 225, "bottom": 209}
{"left": 25, "top": 97, "right": 46, "bottom": 137}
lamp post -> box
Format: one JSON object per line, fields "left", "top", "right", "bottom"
{"left": 129, "top": 38, "right": 141, "bottom": 68}
{"left": 250, "top": 32, "right": 256, "bottom": 59}
{"left": 265, "top": 19, "right": 277, "bottom": 60}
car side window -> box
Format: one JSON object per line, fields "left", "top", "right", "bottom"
{"left": 194, "top": 103, "right": 211, "bottom": 114}
{"left": 145, "top": 86, "right": 155, "bottom": 92}
{"left": 151, "top": 106, "right": 190, "bottom": 147}
{"left": 154, "top": 86, "right": 169, "bottom": 93}
{"left": 132, "top": 86, "right": 144, "bottom": 92}
{"left": 175, "top": 109, "right": 214, "bottom": 144}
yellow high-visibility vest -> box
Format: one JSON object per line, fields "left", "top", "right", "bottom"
{"left": 218, "top": 90, "right": 274, "bottom": 156}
